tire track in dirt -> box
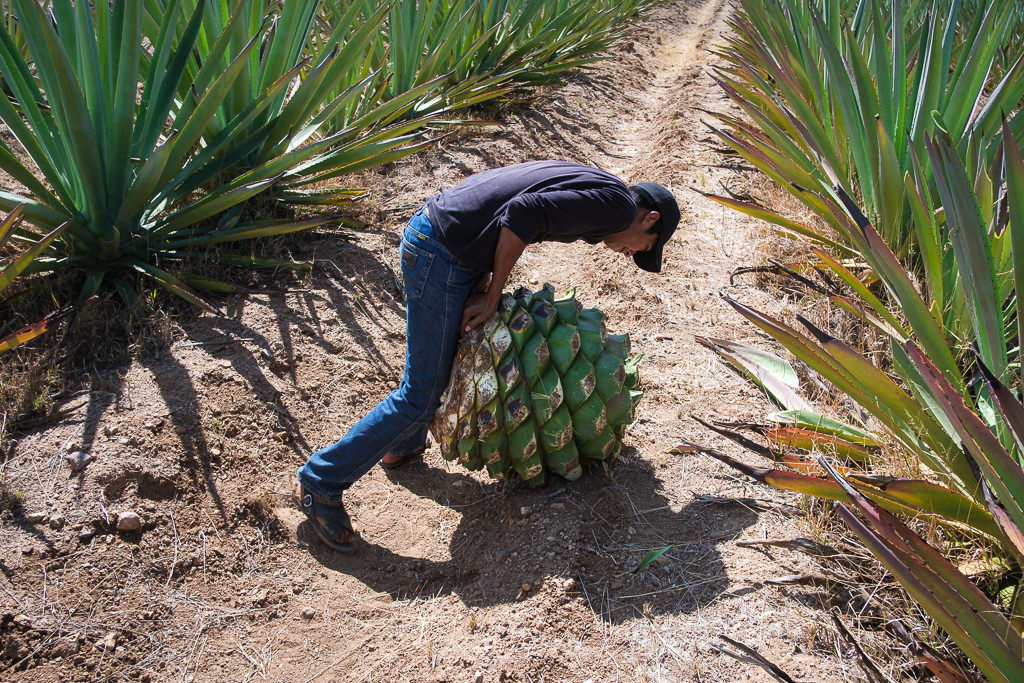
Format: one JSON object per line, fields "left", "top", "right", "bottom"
{"left": 601, "top": 0, "right": 734, "bottom": 178}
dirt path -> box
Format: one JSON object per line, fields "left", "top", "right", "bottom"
{"left": 1, "top": 2, "right": 865, "bottom": 681}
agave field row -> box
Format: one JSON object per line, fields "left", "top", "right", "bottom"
{"left": 699, "top": 0, "right": 1024, "bottom": 679}
{"left": 0, "top": 0, "right": 655, "bottom": 353}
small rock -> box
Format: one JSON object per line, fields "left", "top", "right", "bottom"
{"left": 21, "top": 546, "right": 33, "bottom": 555}
{"left": 78, "top": 528, "right": 95, "bottom": 543}
{"left": 551, "top": 502, "right": 565, "bottom": 510}
{"left": 250, "top": 588, "right": 269, "bottom": 606}
{"left": 173, "top": 425, "right": 187, "bottom": 435}
{"left": 65, "top": 451, "right": 91, "bottom": 471}
{"left": 116, "top": 511, "right": 142, "bottom": 532}
{"left": 292, "top": 585, "right": 303, "bottom": 595}
{"left": 473, "top": 672, "right": 483, "bottom": 683}
{"left": 300, "top": 607, "right": 316, "bottom": 620}
{"left": 24, "top": 512, "right": 47, "bottom": 524}
{"left": 493, "top": 550, "right": 508, "bottom": 564}
{"left": 62, "top": 438, "right": 80, "bottom": 453}
{"left": 521, "top": 583, "right": 531, "bottom": 592}
{"left": 387, "top": 381, "right": 398, "bottom": 390}
{"left": 610, "top": 581, "right": 623, "bottom": 591}
{"left": 94, "top": 632, "right": 117, "bottom": 651}
{"left": 12, "top": 614, "right": 33, "bottom": 629}
{"left": 49, "top": 515, "right": 65, "bottom": 530}
{"left": 654, "top": 555, "right": 670, "bottom": 568}
{"left": 103, "top": 425, "right": 119, "bottom": 437}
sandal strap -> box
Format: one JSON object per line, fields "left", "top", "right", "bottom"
{"left": 300, "top": 491, "right": 355, "bottom": 545}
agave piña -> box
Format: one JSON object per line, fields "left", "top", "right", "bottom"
{"left": 430, "top": 285, "right": 641, "bottom": 485}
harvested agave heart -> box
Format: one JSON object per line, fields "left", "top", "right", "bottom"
{"left": 429, "top": 284, "right": 642, "bottom": 486}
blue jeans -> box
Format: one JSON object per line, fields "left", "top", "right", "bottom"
{"left": 297, "top": 209, "right": 482, "bottom": 501}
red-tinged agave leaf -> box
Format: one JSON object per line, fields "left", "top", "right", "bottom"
{"left": 691, "top": 440, "right": 853, "bottom": 500}
{"left": 975, "top": 348, "right": 1024, "bottom": 468}
{"left": 774, "top": 452, "right": 855, "bottom": 477}
{"left": 797, "top": 314, "right": 968, "bottom": 486}
{"left": 834, "top": 501, "right": 1021, "bottom": 683}
{"left": 916, "top": 645, "right": 983, "bottom": 683}
{"left": 723, "top": 296, "right": 957, "bottom": 481}
{"left": 0, "top": 218, "right": 68, "bottom": 292}
{"left": 830, "top": 186, "right": 962, "bottom": 389}
{"left": 700, "top": 191, "right": 844, "bottom": 251}
{"left": 1002, "top": 116, "right": 1024, "bottom": 378}
{"left": 695, "top": 415, "right": 998, "bottom": 536}
{"left": 906, "top": 343, "right": 1024, "bottom": 530}
{"left": 981, "top": 479, "right": 1024, "bottom": 566}
{"left": 812, "top": 245, "right": 907, "bottom": 336}
{"left": 821, "top": 458, "right": 1024, "bottom": 682}
{"left": 796, "top": 315, "right": 920, "bottom": 419}
{"left": 764, "top": 426, "right": 872, "bottom": 462}
{"left": 849, "top": 477, "right": 1001, "bottom": 540}
{"left": 0, "top": 203, "right": 25, "bottom": 253}
{"left": 828, "top": 296, "right": 905, "bottom": 341}
{"left": 686, "top": 434, "right": 932, "bottom": 517}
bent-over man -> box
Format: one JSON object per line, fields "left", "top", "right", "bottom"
{"left": 294, "top": 160, "right": 680, "bottom": 552}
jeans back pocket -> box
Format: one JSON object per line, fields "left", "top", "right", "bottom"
{"left": 400, "top": 239, "right": 433, "bottom": 300}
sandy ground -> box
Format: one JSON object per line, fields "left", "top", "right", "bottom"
{"left": 1, "top": 1, "right": 875, "bottom": 680}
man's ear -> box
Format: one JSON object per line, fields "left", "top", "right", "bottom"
{"left": 644, "top": 210, "right": 661, "bottom": 229}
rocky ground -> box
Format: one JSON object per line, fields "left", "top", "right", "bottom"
{"left": 1, "top": 1, "right": 883, "bottom": 680}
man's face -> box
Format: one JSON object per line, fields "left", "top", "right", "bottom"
{"left": 603, "top": 209, "right": 660, "bottom": 257}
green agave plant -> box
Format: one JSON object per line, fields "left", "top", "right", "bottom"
{"left": 0, "top": 0, "right": 343, "bottom": 310}
{"left": 697, "top": 151, "right": 1024, "bottom": 677}
{"left": 144, "top": 0, "right": 450, "bottom": 206}
{"left": 320, "top": 0, "right": 652, "bottom": 126}
{"left": 708, "top": 0, "right": 1024, "bottom": 262}
{"left": 698, "top": 0, "right": 1024, "bottom": 674}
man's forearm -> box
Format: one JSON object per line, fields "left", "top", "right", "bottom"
{"left": 486, "top": 226, "right": 527, "bottom": 304}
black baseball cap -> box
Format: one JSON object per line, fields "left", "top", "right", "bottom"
{"left": 629, "top": 182, "right": 679, "bottom": 273}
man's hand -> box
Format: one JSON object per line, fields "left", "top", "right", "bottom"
{"left": 460, "top": 226, "right": 526, "bottom": 335}
{"left": 460, "top": 292, "right": 498, "bottom": 333}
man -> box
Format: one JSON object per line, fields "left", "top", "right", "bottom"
{"left": 294, "top": 160, "right": 679, "bottom": 552}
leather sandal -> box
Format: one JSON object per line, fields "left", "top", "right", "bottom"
{"left": 380, "top": 437, "right": 431, "bottom": 471}
{"left": 292, "top": 484, "right": 358, "bottom": 553}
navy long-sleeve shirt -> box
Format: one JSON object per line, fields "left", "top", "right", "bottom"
{"left": 424, "top": 161, "right": 637, "bottom": 272}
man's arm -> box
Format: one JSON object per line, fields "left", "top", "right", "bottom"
{"left": 460, "top": 226, "right": 527, "bottom": 332}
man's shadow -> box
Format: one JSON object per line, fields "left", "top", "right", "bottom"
{"left": 301, "top": 447, "right": 758, "bottom": 624}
